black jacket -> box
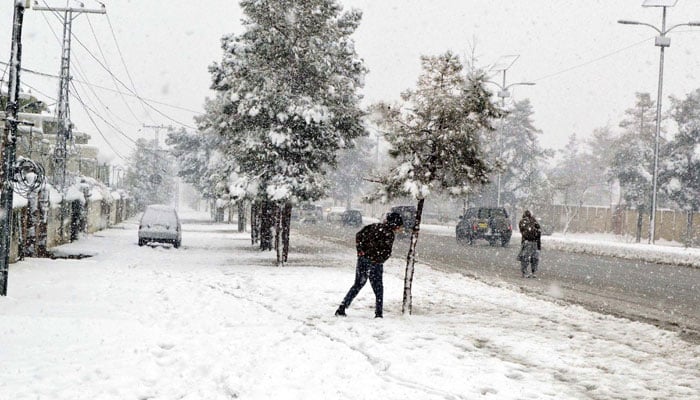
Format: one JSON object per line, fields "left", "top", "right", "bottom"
{"left": 356, "top": 222, "right": 396, "bottom": 264}
{"left": 519, "top": 216, "right": 542, "bottom": 250}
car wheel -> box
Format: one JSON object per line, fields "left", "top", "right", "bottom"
{"left": 174, "top": 240, "right": 181, "bottom": 249}
{"left": 138, "top": 239, "right": 145, "bottom": 246}
{"left": 501, "top": 237, "right": 510, "bottom": 247}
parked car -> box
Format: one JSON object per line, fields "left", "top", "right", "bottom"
{"left": 390, "top": 205, "right": 416, "bottom": 237}
{"left": 138, "top": 204, "right": 182, "bottom": 248}
{"left": 298, "top": 203, "right": 320, "bottom": 224}
{"left": 341, "top": 209, "right": 363, "bottom": 227}
{"left": 456, "top": 206, "right": 512, "bottom": 246}
{"left": 326, "top": 206, "right": 346, "bottom": 223}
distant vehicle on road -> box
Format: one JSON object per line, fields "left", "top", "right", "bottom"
{"left": 298, "top": 203, "right": 321, "bottom": 224}
{"left": 326, "top": 206, "right": 346, "bottom": 223}
{"left": 341, "top": 209, "right": 363, "bottom": 227}
{"left": 138, "top": 205, "right": 181, "bottom": 248}
{"left": 456, "top": 206, "right": 512, "bottom": 246}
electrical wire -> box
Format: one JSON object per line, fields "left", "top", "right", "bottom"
{"left": 86, "top": 13, "right": 142, "bottom": 123}
{"left": 0, "top": 61, "right": 201, "bottom": 113}
{"left": 35, "top": 2, "right": 139, "bottom": 143}
{"left": 69, "top": 32, "right": 196, "bottom": 129}
{"left": 35, "top": 0, "right": 195, "bottom": 134}
{"left": 69, "top": 81, "right": 128, "bottom": 160}
{"left": 530, "top": 36, "right": 655, "bottom": 83}
{"left": 105, "top": 12, "right": 157, "bottom": 123}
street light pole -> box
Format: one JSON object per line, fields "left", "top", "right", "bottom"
{"left": 650, "top": 7, "right": 667, "bottom": 246}
{"left": 486, "top": 75, "right": 535, "bottom": 207}
{"left": 618, "top": 2, "right": 700, "bottom": 244}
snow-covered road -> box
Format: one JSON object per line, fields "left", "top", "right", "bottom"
{"left": 0, "top": 210, "right": 698, "bottom": 399}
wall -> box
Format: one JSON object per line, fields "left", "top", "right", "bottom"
{"left": 9, "top": 196, "right": 136, "bottom": 263}
{"left": 542, "top": 204, "right": 700, "bottom": 245}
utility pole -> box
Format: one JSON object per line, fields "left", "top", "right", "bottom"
{"left": 1, "top": 1, "right": 29, "bottom": 296}
{"left": 142, "top": 124, "right": 171, "bottom": 150}
{"left": 33, "top": 2, "right": 105, "bottom": 241}
{"left": 33, "top": 2, "right": 105, "bottom": 190}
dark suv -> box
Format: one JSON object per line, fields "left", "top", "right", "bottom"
{"left": 341, "top": 209, "right": 363, "bottom": 227}
{"left": 456, "top": 207, "right": 512, "bottom": 246}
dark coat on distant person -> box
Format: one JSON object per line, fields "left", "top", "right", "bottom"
{"left": 518, "top": 210, "right": 542, "bottom": 250}
{"left": 356, "top": 223, "right": 396, "bottom": 264}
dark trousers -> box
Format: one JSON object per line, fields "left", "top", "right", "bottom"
{"left": 341, "top": 257, "right": 384, "bottom": 315}
{"left": 519, "top": 240, "right": 540, "bottom": 275}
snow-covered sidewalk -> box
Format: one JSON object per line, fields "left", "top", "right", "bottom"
{"left": 0, "top": 210, "right": 698, "bottom": 399}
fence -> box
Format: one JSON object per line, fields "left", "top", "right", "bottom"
{"left": 538, "top": 204, "right": 699, "bottom": 246}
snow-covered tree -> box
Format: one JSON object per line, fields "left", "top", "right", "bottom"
{"left": 123, "top": 138, "right": 176, "bottom": 210}
{"left": 609, "top": 93, "right": 656, "bottom": 242}
{"left": 661, "top": 89, "right": 700, "bottom": 246}
{"left": 166, "top": 127, "right": 218, "bottom": 200}
{"left": 548, "top": 134, "right": 594, "bottom": 232}
{"left": 371, "top": 51, "right": 499, "bottom": 314}
{"left": 493, "top": 99, "right": 552, "bottom": 217}
{"left": 585, "top": 126, "right": 620, "bottom": 206}
{"left": 202, "top": 0, "right": 367, "bottom": 262}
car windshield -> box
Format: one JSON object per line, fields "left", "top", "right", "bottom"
{"left": 142, "top": 208, "right": 177, "bottom": 225}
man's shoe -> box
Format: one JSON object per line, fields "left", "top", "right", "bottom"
{"left": 374, "top": 314, "right": 383, "bottom": 319}
{"left": 522, "top": 273, "right": 530, "bottom": 278}
{"left": 528, "top": 274, "right": 537, "bottom": 279}
{"left": 334, "top": 306, "right": 346, "bottom": 317}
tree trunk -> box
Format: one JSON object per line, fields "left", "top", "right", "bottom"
{"left": 259, "top": 200, "right": 274, "bottom": 251}
{"left": 282, "top": 202, "right": 292, "bottom": 263}
{"left": 402, "top": 198, "right": 424, "bottom": 315}
{"left": 636, "top": 208, "right": 643, "bottom": 243}
{"left": 250, "top": 201, "right": 259, "bottom": 245}
{"left": 237, "top": 200, "right": 246, "bottom": 232}
{"left": 685, "top": 210, "right": 694, "bottom": 248}
{"left": 275, "top": 203, "right": 282, "bottom": 265}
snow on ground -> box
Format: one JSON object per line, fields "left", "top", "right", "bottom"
{"left": 0, "top": 209, "right": 698, "bottom": 399}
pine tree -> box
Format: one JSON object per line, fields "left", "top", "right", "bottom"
{"left": 549, "top": 133, "right": 600, "bottom": 233}
{"left": 661, "top": 89, "right": 700, "bottom": 246}
{"left": 610, "top": 93, "right": 657, "bottom": 242}
{"left": 202, "top": 0, "right": 367, "bottom": 263}
{"left": 370, "top": 52, "right": 499, "bottom": 314}
{"left": 123, "top": 138, "right": 176, "bottom": 210}
{"left": 494, "top": 99, "right": 552, "bottom": 216}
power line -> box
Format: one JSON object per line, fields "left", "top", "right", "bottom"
{"left": 33, "top": 0, "right": 196, "bottom": 130}
{"left": 0, "top": 61, "right": 202, "bottom": 113}
{"left": 105, "top": 12, "right": 157, "bottom": 123}
{"left": 69, "top": 31, "right": 197, "bottom": 129}
{"left": 531, "top": 36, "right": 654, "bottom": 83}
{"left": 70, "top": 81, "right": 128, "bottom": 160}
{"left": 86, "top": 13, "right": 143, "bottom": 124}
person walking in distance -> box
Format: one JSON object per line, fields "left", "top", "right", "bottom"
{"left": 518, "top": 210, "right": 542, "bottom": 278}
{"left": 335, "top": 212, "right": 404, "bottom": 318}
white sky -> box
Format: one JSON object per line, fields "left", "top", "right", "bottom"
{"left": 2, "top": 0, "right": 700, "bottom": 164}
{"left": 1, "top": 208, "right": 699, "bottom": 399}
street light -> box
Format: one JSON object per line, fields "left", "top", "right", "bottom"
{"left": 488, "top": 55, "right": 535, "bottom": 207}
{"left": 618, "top": 0, "right": 700, "bottom": 244}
